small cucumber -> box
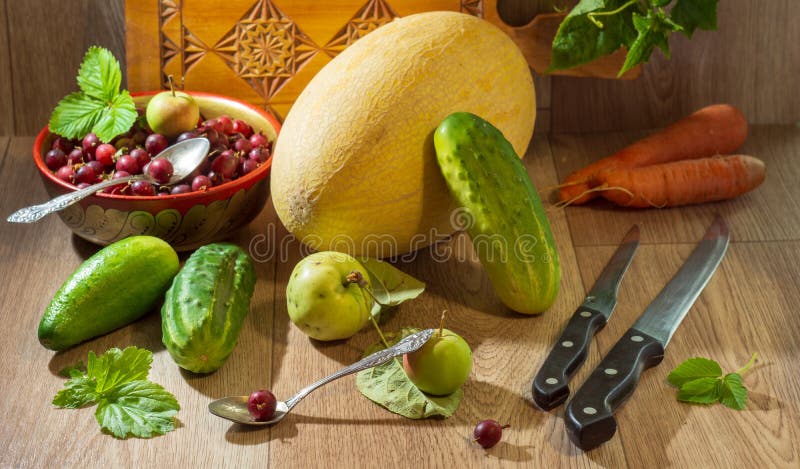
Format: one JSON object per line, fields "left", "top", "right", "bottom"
{"left": 161, "top": 243, "right": 256, "bottom": 373}
{"left": 38, "top": 236, "right": 180, "bottom": 351}
{"left": 434, "top": 112, "right": 560, "bottom": 314}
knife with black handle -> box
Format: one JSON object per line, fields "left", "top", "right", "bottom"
{"left": 564, "top": 216, "right": 729, "bottom": 451}
{"left": 533, "top": 225, "right": 640, "bottom": 410}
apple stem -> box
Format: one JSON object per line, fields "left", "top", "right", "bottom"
{"left": 346, "top": 271, "right": 391, "bottom": 349}
{"left": 167, "top": 74, "right": 176, "bottom": 97}
{"left": 369, "top": 315, "right": 391, "bottom": 350}
{"left": 439, "top": 310, "right": 447, "bottom": 337}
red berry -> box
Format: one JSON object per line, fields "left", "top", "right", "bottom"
{"left": 108, "top": 171, "right": 131, "bottom": 194}
{"left": 51, "top": 137, "right": 74, "bottom": 154}
{"left": 241, "top": 158, "right": 259, "bottom": 175}
{"left": 249, "top": 133, "right": 268, "bottom": 148}
{"left": 45, "top": 149, "right": 67, "bottom": 171}
{"left": 473, "top": 420, "right": 509, "bottom": 449}
{"left": 216, "top": 115, "right": 234, "bottom": 134}
{"left": 206, "top": 170, "right": 223, "bottom": 186}
{"left": 115, "top": 154, "right": 140, "bottom": 174}
{"left": 233, "top": 138, "right": 252, "bottom": 154}
{"left": 247, "top": 389, "right": 277, "bottom": 421}
{"left": 95, "top": 143, "right": 117, "bottom": 167}
{"left": 147, "top": 157, "right": 174, "bottom": 184}
{"left": 247, "top": 147, "right": 265, "bottom": 163}
{"left": 67, "top": 148, "right": 84, "bottom": 165}
{"left": 74, "top": 165, "right": 97, "bottom": 185}
{"left": 170, "top": 184, "right": 192, "bottom": 195}
{"left": 191, "top": 175, "right": 212, "bottom": 192}
{"left": 86, "top": 161, "right": 105, "bottom": 179}
{"left": 145, "top": 134, "right": 168, "bottom": 155}
{"left": 176, "top": 131, "right": 196, "bottom": 143}
{"left": 82, "top": 133, "right": 100, "bottom": 157}
{"left": 55, "top": 165, "right": 74, "bottom": 184}
{"left": 232, "top": 119, "right": 253, "bottom": 138}
{"left": 131, "top": 180, "right": 156, "bottom": 196}
{"left": 211, "top": 151, "right": 238, "bottom": 179}
{"left": 202, "top": 128, "right": 220, "bottom": 147}
{"left": 130, "top": 148, "right": 150, "bottom": 168}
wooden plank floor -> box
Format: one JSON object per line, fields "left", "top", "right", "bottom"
{"left": 0, "top": 127, "right": 797, "bottom": 467}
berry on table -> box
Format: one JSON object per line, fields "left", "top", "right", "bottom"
{"left": 473, "top": 420, "right": 509, "bottom": 449}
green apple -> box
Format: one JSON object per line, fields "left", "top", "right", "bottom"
{"left": 403, "top": 328, "right": 472, "bottom": 396}
{"left": 286, "top": 252, "right": 373, "bottom": 341}
{"left": 145, "top": 81, "right": 200, "bottom": 139}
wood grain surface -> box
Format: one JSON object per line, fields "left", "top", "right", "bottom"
{"left": 1, "top": 127, "right": 798, "bottom": 467}
{"left": 2, "top": 0, "right": 799, "bottom": 136}
{"left": 1, "top": 0, "right": 126, "bottom": 136}
{"left": 0, "top": 0, "right": 12, "bottom": 135}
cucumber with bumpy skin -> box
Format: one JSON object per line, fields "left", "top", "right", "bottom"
{"left": 161, "top": 243, "right": 256, "bottom": 373}
{"left": 38, "top": 236, "right": 180, "bottom": 351}
{"left": 434, "top": 112, "right": 560, "bottom": 314}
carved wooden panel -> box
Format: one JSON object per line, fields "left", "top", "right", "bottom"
{"left": 125, "top": 0, "right": 631, "bottom": 120}
{"left": 127, "top": 0, "right": 478, "bottom": 120}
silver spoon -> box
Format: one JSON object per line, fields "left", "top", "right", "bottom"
{"left": 7, "top": 137, "right": 210, "bottom": 223}
{"left": 209, "top": 328, "right": 435, "bottom": 426}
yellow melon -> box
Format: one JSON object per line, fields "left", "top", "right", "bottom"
{"left": 271, "top": 11, "right": 536, "bottom": 257}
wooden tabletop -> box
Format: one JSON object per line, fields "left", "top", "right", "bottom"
{"left": 1, "top": 126, "right": 798, "bottom": 467}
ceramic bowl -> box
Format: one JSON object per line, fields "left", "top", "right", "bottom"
{"left": 33, "top": 91, "right": 280, "bottom": 251}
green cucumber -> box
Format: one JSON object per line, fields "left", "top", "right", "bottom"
{"left": 38, "top": 236, "right": 180, "bottom": 351}
{"left": 434, "top": 112, "right": 560, "bottom": 314}
{"left": 161, "top": 243, "right": 256, "bottom": 373}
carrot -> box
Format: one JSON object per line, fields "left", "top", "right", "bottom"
{"left": 558, "top": 104, "right": 749, "bottom": 205}
{"left": 595, "top": 155, "right": 765, "bottom": 208}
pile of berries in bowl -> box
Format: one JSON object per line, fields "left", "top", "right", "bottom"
{"left": 34, "top": 91, "right": 281, "bottom": 251}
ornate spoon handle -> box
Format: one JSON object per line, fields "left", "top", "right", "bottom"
{"left": 6, "top": 175, "right": 140, "bottom": 223}
{"left": 284, "top": 329, "right": 434, "bottom": 410}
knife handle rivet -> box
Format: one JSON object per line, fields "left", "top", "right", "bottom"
{"left": 561, "top": 340, "right": 574, "bottom": 348}
{"left": 545, "top": 378, "right": 558, "bottom": 385}
{"left": 583, "top": 407, "right": 597, "bottom": 415}
{"left": 630, "top": 335, "right": 644, "bottom": 342}
{"left": 580, "top": 311, "right": 592, "bottom": 318}
{"left": 604, "top": 368, "right": 618, "bottom": 375}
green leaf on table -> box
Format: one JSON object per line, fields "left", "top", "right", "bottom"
{"left": 668, "top": 354, "right": 755, "bottom": 410}
{"left": 676, "top": 377, "right": 721, "bottom": 404}
{"left": 719, "top": 373, "right": 748, "bottom": 410}
{"left": 548, "top": 0, "right": 639, "bottom": 72}
{"left": 667, "top": 357, "right": 722, "bottom": 387}
{"left": 53, "top": 376, "right": 97, "bottom": 409}
{"left": 356, "top": 329, "right": 462, "bottom": 419}
{"left": 77, "top": 46, "right": 122, "bottom": 101}
{"left": 58, "top": 360, "right": 86, "bottom": 378}
{"left": 671, "top": 0, "right": 718, "bottom": 38}
{"left": 52, "top": 346, "right": 178, "bottom": 438}
{"left": 87, "top": 346, "right": 152, "bottom": 393}
{"left": 359, "top": 258, "right": 425, "bottom": 321}
{"left": 95, "top": 380, "right": 180, "bottom": 439}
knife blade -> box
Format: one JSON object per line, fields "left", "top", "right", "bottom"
{"left": 533, "top": 225, "right": 640, "bottom": 410}
{"left": 564, "top": 216, "right": 729, "bottom": 451}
